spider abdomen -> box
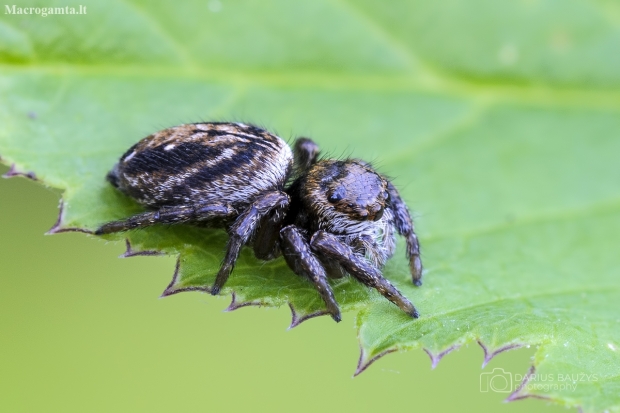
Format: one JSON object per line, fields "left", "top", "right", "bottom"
{"left": 108, "top": 123, "right": 293, "bottom": 209}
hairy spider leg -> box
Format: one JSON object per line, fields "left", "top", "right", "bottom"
{"left": 293, "top": 137, "right": 320, "bottom": 173}
{"left": 211, "top": 191, "right": 290, "bottom": 295}
{"left": 95, "top": 203, "right": 233, "bottom": 235}
{"left": 386, "top": 181, "right": 423, "bottom": 286}
{"left": 280, "top": 225, "right": 341, "bottom": 322}
{"left": 253, "top": 198, "right": 289, "bottom": 260}
{"left": 310, "top": 230, "right": 419, "bottom": 318}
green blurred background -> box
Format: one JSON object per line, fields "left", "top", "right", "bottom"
{"left": 0, "top": 169, "right": 564, "bottom": 412}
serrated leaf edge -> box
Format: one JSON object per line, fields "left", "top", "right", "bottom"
{"left": 45, "top": 200, "right": 92, "bottom": 235}
{"left": 288, "top": 303, "right": 331, "bottom": 330}
{"left": 478, "top": 340, "right": 524, "bottom": 368}
{"left": 505, "top": 366, "right": 554, "bottom": 403}
{"left": 120, "top": 238, "right": 165, "bottom": 258}
{"left": 423, "top": 345, "right": 461, "bottom": 370}
{"left": 2, "top": 163, "right": 38, "bottom": 181}
{"left": 2, "top": 169, "right": 609, "bottom": 412}
{"left": 225, "top": 292, "right": 265, "bottom": 312}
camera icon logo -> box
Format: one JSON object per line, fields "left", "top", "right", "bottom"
{"left": 480, "top": 368, "right": 513, "bottom": 393}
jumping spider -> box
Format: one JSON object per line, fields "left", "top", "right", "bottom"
{"left": 97, "top": 122, "right": 423, "bottom": 321}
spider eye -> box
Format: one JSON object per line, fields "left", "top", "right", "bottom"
{"left": 328, "top": 186, "right": 346, "bottom": 203}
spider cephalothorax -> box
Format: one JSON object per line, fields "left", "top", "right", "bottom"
{"left": 97, "top": 122, "right": 422, "bottom": 322}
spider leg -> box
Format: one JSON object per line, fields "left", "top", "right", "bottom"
{"left": 386, "top": 181, "right": 423, "bottom": 286}
{"left": 293, "top": 137, "right": 320, "bottom": 173}
{"left": 280, "top": 225, "right": 341, "bottom": 322}
{"left": 95, "top": 204, "right": 233, "bottom": 235}
{"left": 317, "top": 256, "right": 346, "bottom": 279}
{"left": 211, "top": 191, "right": 290, "bottom": 295}
{"left": 310, "top": 230, "right": 419, "bottom": 318}
{"left": 351, "top": 234, "right": 389, "bottom": 268}
{"left": 252, "top": 199, "right": 288, "bottom": 260}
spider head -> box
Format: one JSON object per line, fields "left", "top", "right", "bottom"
{"left": 321, "top": 160, "right": 389, "bottom": 222}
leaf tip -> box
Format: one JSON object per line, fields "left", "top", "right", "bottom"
{"left": 423, "top": 345, "right": 460, "bottom": 370}
{"left": 45, "top": 200, "right": 93, "bottom": 235}
{"left": 287, "top": 303, "right": 331, "bottom": 329}
{"left": 225, "top": 292, "right": 264, "bottom": 312}
{"left": 478, "top": 340, "right": 523, "bottom": 368}
{"left": 160, "top": 258, "right": 180, "bottom": 297}
{"left": 354, "top": 346, "right": 397, "bottom": 376}
{"left": 2, "top": 163, "right": 38, "bottom": 181}
{"left": 120, "top": 238, "right": 165, "bottom": 258}
{"left": 505, "top": 365, "right": 539, "bottom": 402}
{"left": 160, "top": 258, "right": 210, "bottom": 297}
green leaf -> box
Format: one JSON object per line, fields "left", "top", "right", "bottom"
{"left": 1, "top": 1, "right": 619, "bottom": 411}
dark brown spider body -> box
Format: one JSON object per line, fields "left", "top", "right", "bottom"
{"left": 286, "top": 160, "right": 395, "bottom": 268}
{"left": 97, "top": 122, "right": 422, "bottom": 322}
{"left": 291, "top": 160, "right": 389, "bottom": 229}
{"left": 107, "top": 122, "right": 292, "bottom": 211}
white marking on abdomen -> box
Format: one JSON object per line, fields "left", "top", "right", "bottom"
{"left": 124, "top": 151, "right": 137, "bottom": 162}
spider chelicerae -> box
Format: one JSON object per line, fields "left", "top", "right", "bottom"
{"left": 96, "top": 122, "right": 423, "bottom": 321}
